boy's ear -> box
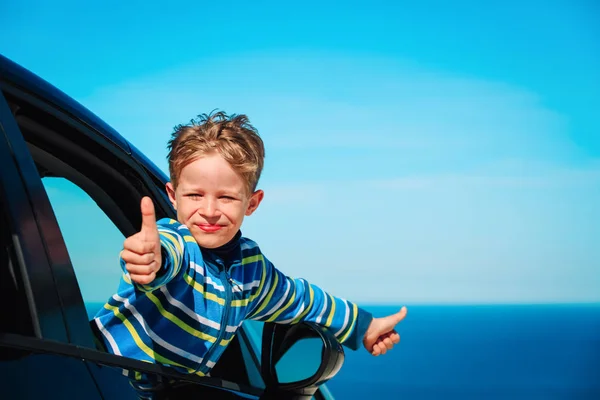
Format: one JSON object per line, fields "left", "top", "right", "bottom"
{"left": 245, "top": 190, "right": 264, "bottom": 216}
{"left": 166, "top": 182, "right": 177, "bottom": 210}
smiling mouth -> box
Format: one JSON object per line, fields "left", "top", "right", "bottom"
{"left": 197, "top": 224, "right": 222, "bottom": 233}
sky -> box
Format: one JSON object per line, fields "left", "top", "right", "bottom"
{"left": 1, "top": 1, "right": 599, "bottom": 304}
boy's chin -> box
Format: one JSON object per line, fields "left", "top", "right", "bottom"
{"left": 192, "top": 233, "right": 233, "bottom": 249}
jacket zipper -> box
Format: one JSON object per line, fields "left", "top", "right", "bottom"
{"left": 196, "top": 266, "right": 232, "bottom": 374}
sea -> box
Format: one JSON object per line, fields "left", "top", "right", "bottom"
{"left": 328, "top": 304, "right": 600, "bottom": 400}
{"left": 87, "top": 303, "right": 600, "bottom": 399}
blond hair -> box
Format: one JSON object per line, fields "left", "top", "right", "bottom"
{"left": 167, "top": 111, "right": 265, "bottom": 194}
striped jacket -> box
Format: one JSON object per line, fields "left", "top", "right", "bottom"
{"left": 93, "top": 218, "right": 372, "bottom": 379}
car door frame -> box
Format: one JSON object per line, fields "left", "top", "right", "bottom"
{"left": 0, "top": 84, "right": 267, "bottom": 398}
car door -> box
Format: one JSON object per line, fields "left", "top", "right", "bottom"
{"left": 0, "top": 75, "right": 268, "bottom": 398}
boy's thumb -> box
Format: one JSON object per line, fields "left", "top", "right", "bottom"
{"left": 140, "top": 196, "right": 157, "bottom": 235}
{"left": 387, "top": 306, "right": 408, "bottom": 327}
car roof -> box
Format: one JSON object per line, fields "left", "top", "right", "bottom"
{"left": 0, "top": 53, "right": 168, "bottom": 184}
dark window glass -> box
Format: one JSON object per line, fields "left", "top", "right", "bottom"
{"left": 0, "top": 194, "right": 35, "bottom": 336}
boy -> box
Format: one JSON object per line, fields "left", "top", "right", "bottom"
{"left": 93, "top": 111, "right": 406, "bottom": 396}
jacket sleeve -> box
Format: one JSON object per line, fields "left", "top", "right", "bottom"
{"left": 246, "top": 254, "right": 373, "bottom": 350}
{"left": 120, "top": 218, "right": 185, "bottom": 292}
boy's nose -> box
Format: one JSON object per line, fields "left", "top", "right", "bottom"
{"left": 199, "top": 198, "right": 220, "bottom": 217}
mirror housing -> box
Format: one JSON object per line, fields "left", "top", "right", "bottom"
{"left": 260, "top": 322, "right": 344, "bottom": 399}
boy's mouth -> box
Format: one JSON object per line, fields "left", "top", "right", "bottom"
{"left": 197, "top": 224, "right": 222, "bottom": 233}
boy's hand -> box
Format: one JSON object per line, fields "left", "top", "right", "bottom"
{"left": 121, "top": 196, "right": 162, "bottom": 285}
{"left": 363, "top": 306, "right": 407, "bottom": 356}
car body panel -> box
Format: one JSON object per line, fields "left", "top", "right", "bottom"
{"left": 0, "top": 54, "right": 131, "bottom": 155}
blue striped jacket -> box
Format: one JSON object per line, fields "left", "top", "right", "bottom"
{"left": 93, "top": 218, "right": 372, "bottom": 379}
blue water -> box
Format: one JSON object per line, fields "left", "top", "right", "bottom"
{"left": 87, "top": 303, "right": 600, "bottom": 399}
{"left": 328, "top": 305, "right": 600, "bottom": 399}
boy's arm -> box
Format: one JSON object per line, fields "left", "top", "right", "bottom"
{"left": 246, "top": 255, "right": 373, "bottom": 351}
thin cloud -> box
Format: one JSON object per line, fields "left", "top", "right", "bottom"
{"left": 260, "top": 160, "right": 600, "bottom": 193}
{"left": 77, "top": 51, "right": 576, "bottom": 161}
{"left": 259, "top": 183, "right": 327, "bottom": 205}
{"left": 369, "top": 163, "right": 600, "bottom": 190}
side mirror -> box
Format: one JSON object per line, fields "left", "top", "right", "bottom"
{"left": 260, "top": 322, "right": 344, "bottom": 400}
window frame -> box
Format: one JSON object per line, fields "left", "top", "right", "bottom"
{"left": 0, "top": 83, "right": 266, "bottom": 397}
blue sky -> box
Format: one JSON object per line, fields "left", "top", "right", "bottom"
{"left": 1, "top": 1, "right": 599, "bottom": 304}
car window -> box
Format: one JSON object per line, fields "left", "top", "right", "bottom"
{"left": 237, "top": 325, "right": 265, "bottom": 389}
{"left": 0, "top": 88, "right": 274, "bottom": 399}
{"left": 41, "top": 176, "right": 259, "bottom": 380}
{"left": 0, "top": 199, "right": 36, "bottom": 337}
{"left": 41, "top": 178, "right": 261, "bottom": 397}
{"left": 242, "top": 320, "right": 264, "bottom": 358}
{"left": 42, "top": 177, "right": 124, "bottom": 317}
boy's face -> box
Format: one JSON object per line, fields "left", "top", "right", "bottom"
{"left": 166, "top": 152, "right": 264, "bottom": 249}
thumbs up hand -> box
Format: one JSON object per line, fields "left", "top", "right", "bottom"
{"left": 363, "top": 306, "right": 407, "bottom": 356}
{"left": 121, "top": 196, "right": 162, "bottom": 285}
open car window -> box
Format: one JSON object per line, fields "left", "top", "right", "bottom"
{"left": 1, "top": 87, "right": 268, "bottom": 395}
{"left": 42, "top": 177, "right": 124, "bottom": 316}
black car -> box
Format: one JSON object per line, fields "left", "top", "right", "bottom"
{"left": 0, "top": 54, "right": 343, "bottom": 400}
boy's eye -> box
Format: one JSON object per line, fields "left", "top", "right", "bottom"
{"left": 219, "top": 196, "right": 236, "bottom": 201}
{"left": 187, "top": 194, "right": 203, "bottom": 199}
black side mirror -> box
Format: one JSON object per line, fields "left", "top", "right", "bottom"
{"left": 260, "top": 322, "right": 344, "bottom": 400}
